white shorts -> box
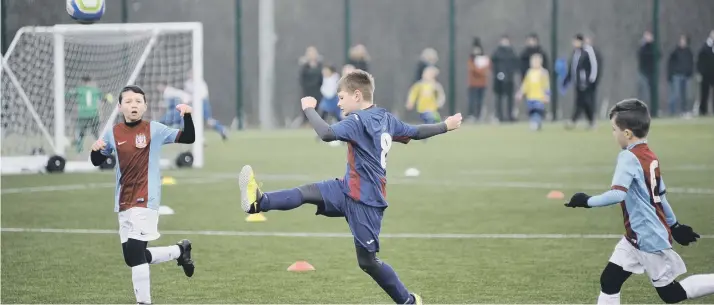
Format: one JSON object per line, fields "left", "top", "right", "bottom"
{"left": 608, "top": 237, "right": 687, "bottom": 287}
{"left": 118, "top": 207, "right": 161, "bottom": 243}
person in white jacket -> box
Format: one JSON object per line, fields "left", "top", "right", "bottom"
{"left": 318, "top": 65, "right": 342, "bottom": 122}
{"left": 184, "top": 71, "right": 228, "bottom": 140}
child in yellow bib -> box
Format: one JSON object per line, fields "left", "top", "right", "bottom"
{"left": 516, "top": 53, "right": 550, "bottom": 130}
{"left": 407, "top": 66, "right": 445, "bottom": 123}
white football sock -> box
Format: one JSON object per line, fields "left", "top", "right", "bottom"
{"left": 680, "top": 274, "right": 714, "bottom": 299}
{"left": 147, "top": 245, "right": 181, "bottom": 264}
{"left": 597, "top": 291, "right": 620, "bottom": 305}
{"left": 132, "top": 263, "right": 151, "bottom": 304}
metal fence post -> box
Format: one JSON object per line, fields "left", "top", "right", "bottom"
{"left": 235, "top": 0, "right": 243, "bottom": 129}
{"left": 651, "top": 0, "right": 660, "bottom": 117}
{"left": 448, "top": 0, "right": 456, "bottom": 115}
{"left": 550, "top": 0, "right": 559, "bottom": 120}
{"left": 344, "top": 0, "right": 351, "bottom": 65}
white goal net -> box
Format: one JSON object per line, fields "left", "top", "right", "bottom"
{"left": 1, "top": 22, "right": 204, "bottom": 174}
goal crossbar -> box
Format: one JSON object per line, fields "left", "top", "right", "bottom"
{"left": 1, "top": 22, "right": 205, "bottom": 174}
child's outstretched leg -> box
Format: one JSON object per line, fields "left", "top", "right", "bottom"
{"left": 238, "top": 165, "right": 323, "bottom": 214}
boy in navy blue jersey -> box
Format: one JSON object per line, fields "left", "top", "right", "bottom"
{"left": 238, "top": 69, "right": 462, "bottom": 304}
{"left": 565, "top": 99, "right": 713, "bottom": 304}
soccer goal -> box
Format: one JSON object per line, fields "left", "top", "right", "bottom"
{"left": 1, "top": 22, "right": 205, "bottom": 174}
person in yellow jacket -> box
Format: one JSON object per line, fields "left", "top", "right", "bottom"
{"left": 516, "top": 53, "right": 550, "bottom": 131}
{"left": 406, "top": 66, "right": 445, "bottom": 123}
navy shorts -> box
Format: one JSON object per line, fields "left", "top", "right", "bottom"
{"left": 315, "top": 179, "right": 384, "bottom": 253}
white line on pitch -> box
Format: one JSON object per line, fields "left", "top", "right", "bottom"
{"left": 2, "top": 228, "right": 712, "bottom": 239}
{"left": 2, "top": 174, "right": 714, "bottom": 195}
{"left": 459, "top": 164, "right": 714, "bottom": 176}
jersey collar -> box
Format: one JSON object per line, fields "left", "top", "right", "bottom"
{"left": 626, "top": 139, "right": 648, "bottom": 150}
{"left": 124, "top": 119, "right": 142, "bottom": 128}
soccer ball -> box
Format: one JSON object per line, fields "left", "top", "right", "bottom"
{"left": 66, "top": 0, "right": 105, "bottom": 24}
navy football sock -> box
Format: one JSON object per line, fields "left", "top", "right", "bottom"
{"left": 368, "top": 261, "right": 411, "bottom": 303}
{"left": 259, "top": 188, "right": 304, "bottom": 212}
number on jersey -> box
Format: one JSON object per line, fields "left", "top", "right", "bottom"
{"left": 380, "top": 133, "right": 392, "bottom": 169}
{"left": 649, "top": 160, "right": 661, "bottom": 203}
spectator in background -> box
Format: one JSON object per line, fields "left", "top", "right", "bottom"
{"left": 491, "top": 35, "right": 519, "bottom": 122}
{"left": 637, "top": 30, "right": 658, "bottom": 104}
{"left": 516, "top": 53, "right": 550, "bottom": 131}
{"left": 667, "top": 34, "right": 694, "bottom": 117}
{"left": 414, "top": 48, "right": 439, "bottom": 83}
{"left": 564, "top": 34, "right": 598, "bottom": 129}
{"left": 584, "top": 36, "right": 602, "bottom": 101}
{"left": 347, "top": 44, "right": 370, "bottom": 72}
{"left": 697, "top": 29, "right": 714, "bottom": 116}
{"left": 299, "top": 46, "right": 324, "bottom": 119}
{"left": 519, "top": 33, "right": 549, "bottom": 79}
{"left": 319, "top": 65, "right": 342, "bottom": 122}
{"left": 184, "top": 70, "right": 228, "bottom": 140}
{"left": 467, "top": 38, "right": 490, "bottom": 122}
{"left": 407, "top": 66, "right": 445, "bottom": 124}
{"left": 342, "top": 63, "right": 356, "bottom": 76}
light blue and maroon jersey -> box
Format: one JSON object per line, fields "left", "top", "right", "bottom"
{"left": 611, "top": 140, "right": 676, "bottom": 252}
{"left": 331, "top": 106, "right": 418, "bottom": 208}
{"left": 99, "top": 121, "right": 180, "bottom": 212}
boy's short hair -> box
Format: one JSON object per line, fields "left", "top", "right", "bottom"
{"left": 609, "top": 99, "right": 651, "bottom": 138}
{"left": 119, "top": 85, "right": 147, "bottom": 104}
{"left": 81, "top": 75, "right": 92, "bottom": 83}
{"left": 338, "top": 69, "right": 374, "bottom": 101}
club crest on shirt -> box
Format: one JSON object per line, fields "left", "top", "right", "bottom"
{"left": 135, "top": 133, "right": 147, "bottom": 148}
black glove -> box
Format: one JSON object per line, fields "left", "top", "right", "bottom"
{"left": 670, "top": 222, "right": 700, "bottom": 246}
{"left": 564, "top": 193, "right": 592, "bottom": 208}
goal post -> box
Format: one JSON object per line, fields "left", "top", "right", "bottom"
{"left": 1, "top": 22, "right": 205, "bottom": 174}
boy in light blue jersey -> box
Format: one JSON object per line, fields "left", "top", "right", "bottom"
{"left": 565, "top": 99, "right": 714, "bottom": 304}
{"left": 89, "top": 85, "right": 197, "bottom": 304}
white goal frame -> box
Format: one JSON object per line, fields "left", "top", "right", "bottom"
{"left": 0, "top": 22, "right": 205, "bottom": 174}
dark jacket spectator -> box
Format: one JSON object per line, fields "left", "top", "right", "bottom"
{"left": 638, "top": 32, "right": 658, "bottom": 76}
{"left": 564, "top": 42, "right": 598, "bottom": 91}
{"left": 667, "top": 40, "right": 694, "bottom": 81}
{"left": 637, "top": 31, "right": 658, "bottom": 103}
{"left": 520, "top": 34, "right": 549, "bottom": 78}
{"left": 564, "top": 34, "right": 599, "bottom": 127}
{"left": 299, "top": 46, "right": 323, "bottom": 102}
{"left": 491, "top": 44, "right": 519, "bottom": 87}
{"left": 585, "top": 36, "right": 602, "bottom": 88}
{"left": 347, "top": 44, "right": 370, "bottom": 72}
{"left": 697, "top": 34, "right": 714, "bottom": 79}
{"left": 491, "top": 36, "right": 519, "bottom": 122}
{"left": 697, "top": 30, "right": 714, "bottom": 115}
{"left": 667, "top": 35, "right": 695, "bottom": 116}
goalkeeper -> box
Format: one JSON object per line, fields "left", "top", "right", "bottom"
{"left": 67, "top": 75, "right": 112, "bottom": 153}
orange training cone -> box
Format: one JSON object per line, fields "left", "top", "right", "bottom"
{"left": 287, "top": 261, "right": 315, "bottom": 272}
{"left": 547, "top": 190, "right": 565, "bottom": 200}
